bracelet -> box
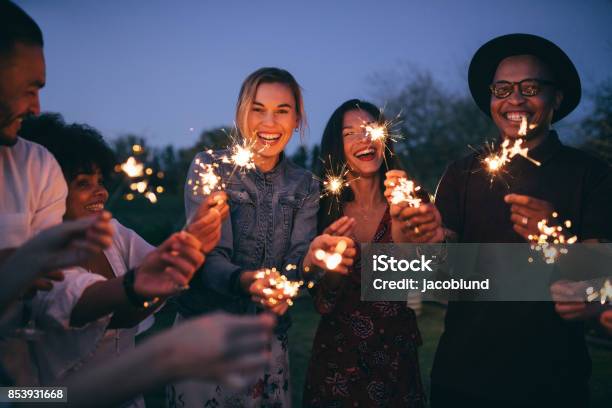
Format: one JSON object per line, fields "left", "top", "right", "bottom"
{"left": 122, "top": 268, "right": 159, "bottom": 309}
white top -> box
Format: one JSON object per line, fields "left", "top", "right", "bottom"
{"left": 0, "top": 137, "right": 68, "bottom": 249}
{"left": 0, "top": 137, "right": 67, "bottom": 385}
{"left": 32, "top": 219, "right": 154, "bottom": 408}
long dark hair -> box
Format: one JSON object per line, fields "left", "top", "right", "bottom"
{"left": 316, "top": 99, "right": 403, "bottom": 233}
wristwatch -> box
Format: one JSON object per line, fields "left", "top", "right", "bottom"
{"left": 122, "top": 268, "right": 159, "bottom": 309}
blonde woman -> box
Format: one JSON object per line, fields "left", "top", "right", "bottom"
{"left": 171, "top": 67, "right": 354, "bottom": 407}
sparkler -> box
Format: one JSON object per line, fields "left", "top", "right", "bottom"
{"left": 314, "top": 239, "right": 348, "bottom": 270}
{"left": 389, "top": 177, "right": 422, "bottom": 207}
{"left": 481, "top": 116, "right": 541, "bottom": 184}
{"left": 483, "top": 138, "right": 541, "bottom": 175}
{"left": 586, "top": 279, "right": 612, "bottom": 304}
{"left": 112, "top": 145, "right": 164, "bottom": 205}
{"left": 220, "top": 138, "right": 257, "bottom": 172}
{"left": 322, "top": 164, "right": 350, "bottom": 199}
{"left": 528, "top": 212, "right": 577, "bottom": 264}
{"left": 188, "top": 153, "right": 226, "bottom": 197}
{"left": 254, "top": 266, "right": 304, "bottom": 307}
{"left": 359, "top": 108, "right": 403, "bottom": 167}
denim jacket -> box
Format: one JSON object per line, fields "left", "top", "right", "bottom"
{"left": 177, "top": 150, "right": 319, "bottom": 323}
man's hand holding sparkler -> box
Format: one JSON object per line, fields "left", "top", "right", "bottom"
{"left": 133, "top": 231, "right": 205, "bottom": 299}
{"left": 550, "top": 280, "right": 592, "bottom": 321}
{"left": 384, "top": 170, "right": 444, "bottom": 243}
{"left": 600, "top": 310, "right": 612, "bottom": 336}
{"left": 186, "top": 191, "right": 228, "bottom": 253}
{"left": 505, "top": 194, "right": 555, "bottom": 241}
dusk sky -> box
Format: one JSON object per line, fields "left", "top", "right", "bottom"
{"left": 18, "top": 0, "right": 612, "bottom": 153}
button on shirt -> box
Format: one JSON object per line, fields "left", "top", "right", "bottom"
{"left": 431, "top": 132, "right": 612, "bottom": 405}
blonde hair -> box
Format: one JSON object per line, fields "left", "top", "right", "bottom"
{"left": 235, "top": 67, "right": 307, "bottom": 140}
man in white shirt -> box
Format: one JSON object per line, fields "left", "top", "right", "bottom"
{"left": 0, "top": 0, "right": 68, "bottom": 385}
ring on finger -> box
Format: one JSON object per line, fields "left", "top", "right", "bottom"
{"left": 521, "top": 216, "right": 529, "bottom": 225}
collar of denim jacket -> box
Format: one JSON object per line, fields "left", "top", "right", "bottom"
{"left": 253, "top": 151, "right": 287, "bottom": 180}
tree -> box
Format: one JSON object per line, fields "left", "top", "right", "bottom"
{"left": 580, "top": 78, "right": 612, "bottom": 165}
{"left": 290, "top": 145, "right": 309, "bottom": 168}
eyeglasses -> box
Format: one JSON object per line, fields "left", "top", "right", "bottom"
{"left": 489, "top": 78, "right": 556, "bottom": 99}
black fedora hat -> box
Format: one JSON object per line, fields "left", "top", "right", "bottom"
{"left": 468, "top": 33, "right": 581, "bottom": 123}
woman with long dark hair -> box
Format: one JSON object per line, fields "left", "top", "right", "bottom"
{"left": 303, "top": 99, "right": 444, "bottom": 407}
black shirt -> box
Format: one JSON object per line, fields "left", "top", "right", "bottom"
{"left": 431, "top": 132, "right": 612, "bottom": 405}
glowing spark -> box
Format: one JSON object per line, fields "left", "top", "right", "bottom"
{"left": 528, "top": 217, "right": 577, "bottom": 264}
{"left": 483, "top": 138, "right": 541, "bottom": 176}
{"left": 120, "top": 157, "right": 144, "bottom": 178}
{"left": 254, "top": 267, "right": 303, "bottom": 306}
{"left": 221, "top": 139, "right": 257, "bottom": 171}
{"left": 314, "top": 240, "right": 348, "bottom": 270}
{"left": 518, "top": 116, "right": 528, "bottom": 136}
{"left": 190, "top": 158, "right": 225, "bottom": 196}
{"left": 586, "top": 280, "right": 612, "bottom": 304}
{"left": 362, "top": 123, "right": 387, "bottom": 142}
{"left": 135, "top": 181, "right": 148, "bottom": 193}
{"left": 145, "top": 191, "right": 157, "bottom": 203}
{"left": 390, "top": 177, "right": 422, "bottom": 207}
{"left": 114, "top": 146, "right": 164, "bottom": 205}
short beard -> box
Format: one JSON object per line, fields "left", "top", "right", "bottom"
{"left": 0, "top": 133, "right": 18, "bottom": 146}
{"left": 0, "top": 105, "right": 22, "bottom": 147}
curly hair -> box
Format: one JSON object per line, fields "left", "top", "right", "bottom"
{"left": 19, "top": 113, "right": 116, "bottom": 183}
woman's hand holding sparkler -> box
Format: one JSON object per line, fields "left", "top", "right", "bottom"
{"left": 505, "top": 194, "right": 556, "bottom": 241}
{"left": 322, "top": 216, "right": 356, "bottom": 237}
{"left": 384, "top": 170, "right": 444, "bottom": 243}
{"left": 303, "top": 235, "right": 356, "bottom": 275}
{"left": 185, "top": 191, "right": 228, "bottom": 253}
{"left": 133, "top": 232, "right": 205, "bottom": 298}
{"left": 240, "top": 269, "right": 297, "bottom": 316}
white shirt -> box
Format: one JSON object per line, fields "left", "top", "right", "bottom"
{"left": 0, "top": 137, "right": 68, "bottom": 249}
{"left": 0, "top": 137, "right": 67, "bottom": 386}
{"left": 32, "top": 219, "right": 154, "bottom": 408}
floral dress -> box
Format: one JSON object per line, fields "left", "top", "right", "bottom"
{"left": 303, "top": 210, "right": 425, "bottom": 408}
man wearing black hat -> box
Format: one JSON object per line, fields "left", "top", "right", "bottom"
{"left": 431, "top": 34, "right": 612, "bottom": 407}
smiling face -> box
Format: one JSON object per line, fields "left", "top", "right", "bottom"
{"left": 490, "top": 55, "right": 562, "bottom": 140}
{"left": 244, "top": 82, "right": 299, "bottom": 162}
{"left": 0, "top": 43, "right": 45, "bottom": 146}
{"left": 64, "top": 169, "right": 109, "bottom": 220}
{"left": 342, "top": 109, "right": 384, "bottom": 177}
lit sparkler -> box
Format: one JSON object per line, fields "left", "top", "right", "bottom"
{"left": 314, "top": 239, "right": 348, "bottom": 270}
{"left": 120, "top": 156, "right": 144, "bottom": 178}
{"left": 389, "top": 177, "right": 422, "bottom": 207}
{"left": 586, "top": 279, "right": 612, "bottom": 305}
{"left": 483, "top": 138, "right": 541, "bottom": 175}
{"left": 188, "top": 153, "right": 226, "bottom": 197}
{"left": 322, "top": 164, "right": 350, "bottom": 199}
{"left": 254, "top": 266, "right": 304, "bottom": 307}
{"left": 528, "top": 212, "right": 577, "bottom": 264}
{"left": 220, "top": 138, "right": 257, "bottom": 171}
{"left": 113, "top": 145, "right": 164, "bottom": 204}
{"left": 358, "top": 108, "right": 403, "bottom": 167}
